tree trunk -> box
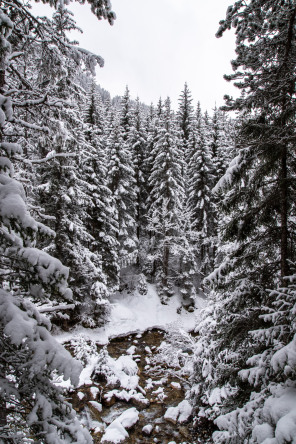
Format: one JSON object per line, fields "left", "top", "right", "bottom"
{"left": 162, "top": 241, "right": 170, "bottom": 293}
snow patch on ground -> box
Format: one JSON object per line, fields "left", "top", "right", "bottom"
{"left": 56, "top": 284, "right": 206, "bottom": 345}
{"left": 107, "top": 285, "right": 205, "bottom": 336}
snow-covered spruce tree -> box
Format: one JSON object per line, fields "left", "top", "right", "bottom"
{"left": 107, "top": 115, "right": 138, "bottom": 268}
{"left": 144, "top": 102, "right": 158, "bottom": 211}
{"left": 177, "top": 82, "right": 194, "bottom": 169}
{"left": 208, "top": 106, "right": 232, "bottom": 184}
{"left": 212, "top": 268, "right": 296, "bottom": 443}
{"left": 34, "top": 7, "right": 112, "bottom": 327}
{"left": 140, "top": 103, "right": 158, "bottom": 279}
{"left": 0, "top": 0, "right": 115, "bottom": 440}
{"left": 187, "top": 104, "right": 215, "bottom": 277}
{"left": 190, "top": 1, "right": 296, "bottom": 442}
{"left": 120, "top": 85, "right": 133, "bottom": 141}
{"left": 178, "top": 83, "right": 194, "bottom": 145}
{"left": 156, "top": 97, "right": 164, "bottom": 118}
{"left": 147, "top": 97, "right": 186, "bottom": 302}
{"left": 128, "top": 97, "right": 149, "bottom": 267}
{"left": 83, "top": 78, "right": 119, "bottom": 295}
{"left": 84, "top": 78, "right": 105, "bottom": 133}
{"left": 176, "top": 217, "right": 198, "bottom": 307}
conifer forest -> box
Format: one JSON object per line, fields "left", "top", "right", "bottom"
{"left": 1, "top": 0, "right": 296, "bottom": 443}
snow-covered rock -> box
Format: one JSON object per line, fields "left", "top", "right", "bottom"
{"left": 164, "top": 400, "right": 193, "bottom": 424}
{"left": 101, "top": 408, "right": 139, "bottom": 443}
{"left": 89, "top": 400, "right": 102, "bottom": 412}
{"left": 142, "top": 424, "right": 153, "bottom": 435}
{"left": 118, "top": 407, "right": 139, "bottom": 429}
{"left": 77, "top": 391, "right": 85, "bottom": 400}
{"left": 126, "top": 345, "right": 136, "bottom": 355}
{"left": 171, "top": 382, "right": 181, "bottom": 390}
{"left": 178, "top": 400, "right": 193, "bottom": 423}
{"left": 101, "top": 420, "right": 128, "bottom": 443}
{"left": 104, "top": 388, "right": 149, "bottom": 407}
{"left": 116, "top": 355, "right": 138, "bottom": 376}
{"left": 164, "top": 406, "right": 179, "bottom": 424}
{"left": 90, "top": 386, "right": 100, "bottom": 399}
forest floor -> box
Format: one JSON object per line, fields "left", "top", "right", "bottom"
{"left": 56, "top": 283, "right": 214, "bottom": 443}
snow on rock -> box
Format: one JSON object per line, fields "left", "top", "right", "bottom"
{"left": 164, "top": 400, "right": 193, "bottom": 424}
{"left": 102, "top": 408, "right": 139, "bottom": 443}
{"left": 152, "top": 386, "right": 167, "bottom": 401}
{"left": 142, "top": 424, "right": 153, "bottom": 435}
{"left": 171, "top": 382, "right": 181, "bottom": 390}
{"left": 78, "top": 350, "right": 139, "bottom": 390}
{"left": 79, "top": 355, "right": 98, "bottom": 386}
{"left": 118, "top": 407, "right": 139, "bottom": 429}
{"left": 77, "top": 391, "right": 85, "bottom": 400}
{"left": 89, "top": 401, "right": 102, "bottom": 412}
{"left": 116, "top": 355, "right": 138, "bottom": 376}
{"left": 101, "top": 420, "right": 128, "bottom": 443}
{"left": 101, "top": 354, "right": 139, "bottom": 391}
{"left": 104, "top": 389, "right": 149, "bottom": 407}
{"left": 126, "top": 345, "right": 136, "bottom": 355}
{"left": 178, "top": 400, "right": 193, "bottom": 423}
{"left": 164, "top": 406, "right": 179, "bottom": 424}
{"left": 90, "top": 386, "right": 100, "bottom": 399}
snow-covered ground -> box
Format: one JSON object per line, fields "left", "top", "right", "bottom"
{"left": 56, "top": 284, "right": 206, "bottom": 345}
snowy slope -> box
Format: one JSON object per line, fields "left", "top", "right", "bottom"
{"left": 56, "top": 284, "right": 206, "bottom": 345}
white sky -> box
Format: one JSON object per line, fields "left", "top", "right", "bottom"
{"left": 32, "top": 0, "right": 238, "bottom": 111}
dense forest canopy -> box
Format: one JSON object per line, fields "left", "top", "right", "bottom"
{"left": 0, "top": 0, "right": 296, "bottom": 443}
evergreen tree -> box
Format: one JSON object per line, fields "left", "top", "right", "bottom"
{"left": 147, "top": 98, "right": 186, "bottom": 302}
{"left": 129, "top": 97, "right": 149, "bottom": 266}
{"left": 84, "top": 78, "right": 105, "bottom": 131}
{"left": 214, "top": 267, "right": 296, "bottom": 442}
{"left": 83, "top": 79, "right": 119, "bottom": 294}
{"left": 0, "top": 0, "right": 115, "bottom": 440}
{"left": 120, "top": 85, "right": 133, "bottom": 140}
{"left": 190, "top": 2, "right": 296, "bottom": 441}
{"left": 188, "top": 105, "right": 215, "bottom": 276}
{"left": 217, "top": 0, "right": 296, "bottom": 279}
{"left": 208, "top": 105, "right": 231, "bottom": 183}
{"left": 35, "top": 8, "right": 112, "bottom": 327}
{"left": 156, "top": 97, "right": 164, "bottom": 118}
{"left": 177, "top": 82, "right": 194, "bottom": 164}
{"left": 107, "top": 116, "right": 138, "bottom": 267}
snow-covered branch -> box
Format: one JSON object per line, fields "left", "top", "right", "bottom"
{"left": 38, "top": 304, "right": 75, "bottom": 313}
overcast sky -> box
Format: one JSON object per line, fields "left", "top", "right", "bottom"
{"left": 33, "top": 0, "right": 238, "bottom": 111}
